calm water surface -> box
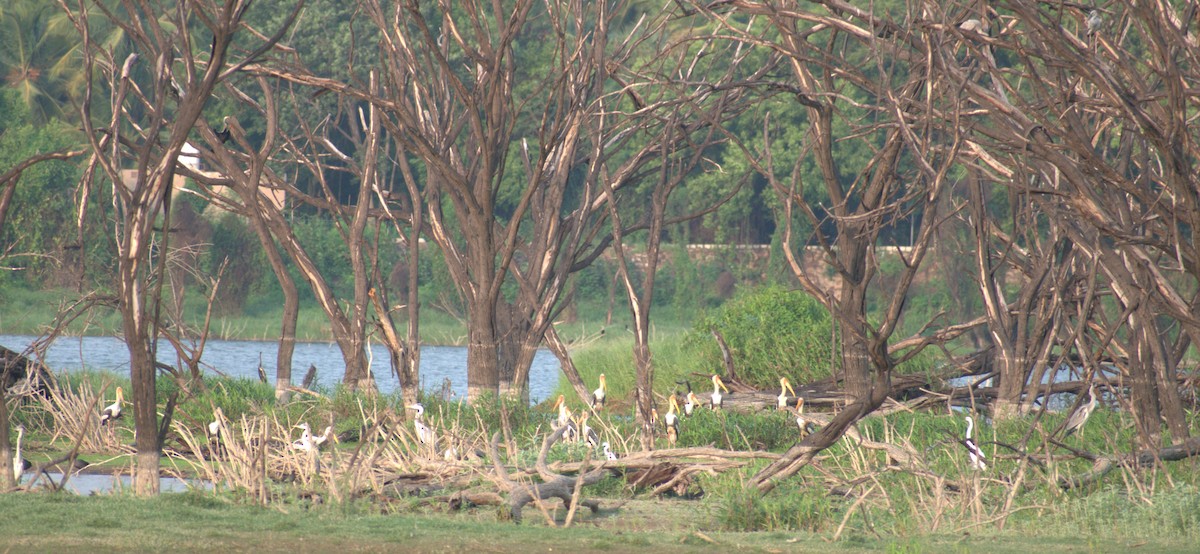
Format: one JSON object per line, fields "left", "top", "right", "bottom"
{"left": 0, "top": 335, "right": 562, "bottom": 404}
{"left": 18, "top": 472, "right": 208, "bottom": 494}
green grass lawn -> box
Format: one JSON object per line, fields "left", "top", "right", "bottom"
{"left": 0, "top": 492, "right": 1189, "bottom": 554}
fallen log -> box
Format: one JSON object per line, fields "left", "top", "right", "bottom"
{"left": 1, "top": 345, "right": 55, "bottom": 397}
{"left": 1059, "top": 436, "right": 1200, "bottom": 490}
{"left": 486, "top": 426, "right": 607, "bottom": 523}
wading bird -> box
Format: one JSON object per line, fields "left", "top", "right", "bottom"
{"left": 592, "top": 373, "right": 607, "bottom": 409}
{"left": 578, "top": 412, "right": 599, "bottom": 447}
{"left": 100, "top": 387, "right": 124, "bottom": 426}
{"left": 553, "top": 395, "right": 577, "bottom": 442}
{"left": 960, "top": 415, "right": 987, "bottom": 470}
{"left": 777, "top": 377, "right": 797, "bottom": 410}
{"left": 1062, "top": 383, "right": 1098, "bottom": 438}
{"left": 207, "top": 407, "right": 225, "bottom": 457}
{"left": 312, "top": 425, "right": 335, "bottom": 447}
{"left": 794, "top": 399, "right": 815, "bottom": 438}
{"left": 11, "top": 425, "right": 31, "bottom": 484}
{"left": 207, "top": 408, "right": 223, "bottom": 441}
{"left": 709, "top": 375, "right": 730, "bottom": 409}
{"left": 602, "top": 442, "right": 618, "bottom": 461}
{"left": 665, "top": 395, "right": 680, "bottom": 446}
{"left": 291, "top": 423, "right": 316, "bottom": 452}
{"left": 409, "top": 403, "right": 436, "bottom": 445}
{"left": 684, "top": 391, "right": 699, "bottom": 416}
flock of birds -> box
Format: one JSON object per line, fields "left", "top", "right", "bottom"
{"left": 7, "top": 376, "right": 1105, "bottom": 484}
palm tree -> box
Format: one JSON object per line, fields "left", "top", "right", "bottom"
{"left": 0, "top": 0, "right": 84, "bottom": 123}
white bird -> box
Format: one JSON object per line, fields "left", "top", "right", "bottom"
{"left": 591, "top": 373, "right": 607, "bottom": 409}
{"left": 959, "top": 18, "right": 984, "bottom": 33}
{"left": 553, "top": 395, "right": 578, "bottom": 442}
{"left": 602, "top": 441, "right": 618, "bottom": 461}
{"left": 794, "top": 399, "right": 815, "bottom": 438}
{"left": 207, "top": 407, "right": 224, "bottom": 441}
{"left": 777, "top": 377, "right": 797, "bottom": 410}
{"left": 960, "top": 415, "right": 987, "bottom": 470}
{"left": 1062, "top": 383, "right": 1098, "bottom": 437}
{"left": 311, "top": 425, "right": 335, "bottom": 447}
{"left": 709, "top": 374, "right": 730, "bottom": 409}
{"left": 554, "top": 395, "right": 573, "bottom": 427}
{"left": 100, "top": 386, "right": 124, "bottom": 426}
{"left": 291, "top": 423, "right": 316, "bottom": 452}
{"left": 683, "top": 391, "right": 698, "bottom": 416}
{"left": 408, "top": 403, "right": 436, "bottom": 445}
{"left": 578, "top": 412, "right": 599, "bottom": 447}
{"left": 665, "top": 395, "right": 680, "bottom": 446}
{"left": 1086, "top": 9, "right": 1103, "bottom": 36}
{"left": 12, "top": 425, "right": 31, "bottom": 483}
{"left": 207, "top": 407, "right": 226, "bottom": 458}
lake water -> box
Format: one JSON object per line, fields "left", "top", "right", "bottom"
{"left": 0, "top": 335, "right": 563, "bottom": 405}
{"left": 18, "top": 471, "right": 209, "bottom": 494}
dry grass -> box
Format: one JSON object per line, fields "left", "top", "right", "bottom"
{"left": 34, "top": 380, "right": 129, "bottom": 454}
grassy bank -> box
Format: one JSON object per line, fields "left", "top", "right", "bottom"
{"left": 0, "top": 491, "right": 1194, "bottom": 553}
{"left": 0, "top": 288, "right": 672, "bottom": 346}
{"left": 6, "top": 370, "right": 1200, "bottom": 551}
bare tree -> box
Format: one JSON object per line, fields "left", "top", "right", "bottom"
{"left": 68, "top": 0, "right": 292, "bottom": 494}
{"left": 185, "top": 73, "right": 306, "bottom": 402}
{"left": 925, "top": 0, "right": 1198, "bottom": 442}
{"left": 686, "top": 0, "right": 995, "bottom": 491}
{"left": 242, "top": 0, "right": 755, "bottom": 403}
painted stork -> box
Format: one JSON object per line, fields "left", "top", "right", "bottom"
{"left": 1062, "top": 383, "right": 1098, "bottom": 438}
{"left": 592, "top": 373, "right": 607, "bottom": 409}
{"left": 578, "top": 412, "right": 599, "bottom": 447}
{"left": 100, "top": 387, "right": 124, "bottom": 426}
{"left": 794, "top": 399, "right": 815, "bottom": 438}
{"left": 683, "top": 391, "right": 699, "bottom": 416}
{"left": 665, "top": 395, "right": 680, "bottom": 447}
{"left": 553, "top": 395, "right": 578, "bottom": 442}
{"left": 960, "top": 415, "right": 987, "bottom": 471}
{"left": 777, "top": 377, "right": 797, "bottom": 410}
{"left": 709, "top": 374, "right": 730, "bottom": 409}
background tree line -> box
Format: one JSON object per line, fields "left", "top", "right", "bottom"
{"left": 1, "top": 0, "right": 1197, "bottom": 494}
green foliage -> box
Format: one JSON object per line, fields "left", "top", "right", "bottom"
{"left": 706, "top": 470, "right": 837, "bottom": 532}
{"left": 1043, "top": 486, "right": 1200, "bottom": 541}
{"left": 0, "top": 96, "right": 94, "bottom": 287}
{"left": 0, "top": 0, "right": 82, "bottom": 123}
{"left": 688, "top": 285, "right": 836, "bottom": 388}
{"left": 672, "top": 408, "right": 797, "bottom": 451}
{"left": 208, "top": 213, "right": 266, "bottom": 313}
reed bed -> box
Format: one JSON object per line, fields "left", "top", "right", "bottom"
{"left": 34, "top": 379, "right": 129, "bottom": 454}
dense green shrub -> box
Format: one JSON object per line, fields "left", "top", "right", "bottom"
{"left": 686, "top": 285, "right": 836, "bottom": 388}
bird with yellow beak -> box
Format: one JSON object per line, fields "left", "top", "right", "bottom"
{"left": 777, "top": 377, "right": 797, "bottom": 410}
{"left": 592, "top": 373, "right": 607, "bottom": 409}
{"left": 665, "top": 394, "right": 680, "bottom": 446}
{"left": 710, "top": 374, "right": 730, "bottom": 409}
{"left": 100, "top": 386, "right": 124, "bottom": 425}
{"left": 553, "top": 394, "right": 577, "bottom": 442}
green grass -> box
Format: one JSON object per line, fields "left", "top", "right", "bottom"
{"left": 7, "top": 368, "right": 1200, "bottom": 553}
{"left": 0, "top": 492, "right": 1192, "bottom": 553}
{"left": 0, "top": 288, "right": 700, "bottom": 345}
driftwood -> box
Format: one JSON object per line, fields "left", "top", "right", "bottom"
{"left": 486, "top": 426, "right": 606, "bottom": 523}
{"left": 1, "top": 345, "right": 55, "bottom": 397}
{"left": 1058, "top": 436, "right": 1200, "bottom": 490}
